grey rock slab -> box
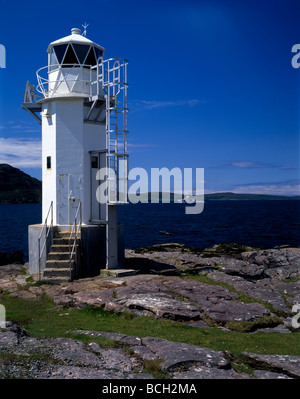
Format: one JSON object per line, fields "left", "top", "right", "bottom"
{"left": 87, "top": 343, "right": 140, "bottom": 373}
{"left": 52, "top": 294, "right": 75, "bottom": 306}
{"left": 243, "top": 352, "right": 300, "bottom": 378}
{"left": 235, "top": 277, "right": 290, "bottom": 312}
{"left": 0, "top": 330, "right": 18, "bottom": 346}
{"left": 141, "top": 337, "right": 229, "bottom": 370}
{"left": 182, "top": 320, "right": 211, "bottom": 328}
{"left": 213, "top": 258, "right": 265, "bottom": 279}
{"left": 72, "top": 290, "right": 115, "bottom": 307}
{"left": 49, "top": 366, "right": 123, "bottom": 379}
{"left": 73, "top": 330, "right": 142, "bottom": 346}
{"left": 265, "top": 266, "right": 300, "bottom": 280}
{"left": 115, "top": 292, "right": 192, "bottom": 313}
{"left": 208, "top": 271, "right": 290, "bottom": 314}
{"left": 127, "top": 373, "right": 155, "bottom": 379}
{"left": 170, "top": 365, "right": 249, "bottom": 379}
{"left": 253, "top": 370, "right": 292, "bottom": 379}
{"left": 255, "top": 324, "right": 291, "bottom": 333}
{"left": 207, "top": 301, "right": 270, "bottom": 324}
{"left": 271, "top": 279, "right": 300, "bottom": 305}
{"left": 115, "top": 279, "right": 203, "bottom": 321}
{"left": 9, "top": 290, "right": 37, "bottom": 300}
{"left": 73, "top": 330, "right": 127, "bottom": 341}
{"left": 48, "top": 338, "right": 103, "bottom": 367}
{"left": 242, "top": 248, "right": 300, "bottom": 266}
{"left": 121, "top": 335, "right": 143, "bottom": 346}
{"left": 164, "top": 278, "right": 269, "bottom": 324}
{"left": 116, "top": 279, "right": 170, "bottom": 296}
{"left": 164, "top": 278, "right": 239, "bottom": 303}
{"left": 241, "top": 248, "right": 300, "bottom": 280}
{"left": 131, "top": 345, "right": 159, "bottom": 361}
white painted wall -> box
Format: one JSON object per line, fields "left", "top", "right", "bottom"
{"left": 42, "top": 102, "right": 57, "bottom": 223}
{"left": 42, "top": 97, "right": 107, "bottom": 226}
{"left": 83, "top": 121, "right": 106, "bottom": 223}
{"left": 55, "top": 99, "right": 84, "bottom": 225}
{"left": 48, "top": 68, "right": 103, "bottom": 98}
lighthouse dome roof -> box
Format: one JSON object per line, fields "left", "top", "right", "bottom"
{"left": 47, "top": 28, "right": 105, "bottom": 53}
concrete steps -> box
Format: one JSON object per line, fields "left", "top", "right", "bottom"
{"left": 52, "top": 237, "right": 78, "bottom": 245}
{"left": 43, "top": 267, "right": 71, "bottom": 278}
{"left": 49, "top": 244, "right": 71, "bottom": 253}
{"left": 41, "top": 276, "right": 72, "bottom": 285}
{"left": 45, "top": 259, "right": 71, "bottom": 268}
{"left": 100, "top": 269, "right": 136, "bottom": 277}
{"left": 47, "top": 252, "right": 70, "bottom": 261}
{"left": 42, "top": 229, "right": 81, "bottom": 282}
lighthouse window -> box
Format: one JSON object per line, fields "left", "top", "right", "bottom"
{"left": 84, "top": 47, "right": 96, "bottom": 66}
{"left": 53, "top": 44, "right": 68, "bottom": 64}
{"left": 46, "top": 156, "right": 51, "bottom": 169}
{"left": 91, "top": 156, "right": 98, "bottom": 169}
{"left": 73, "top": 44, "right": 89, "bottom": 64}
{"left": 50, "top": 48, "right": 58, "bottom": 70}
{"left": 62, "top": 44, "right": 79, "bottom": 66}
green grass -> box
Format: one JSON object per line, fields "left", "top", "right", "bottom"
{"left": 143, "top": 359, "right": 168, "bottom": 379}
{"left": 282, "top": 277, "right": 300, "bottom": 283}
{"left": 1, "top": 291, "right": 300, "bottom": 356}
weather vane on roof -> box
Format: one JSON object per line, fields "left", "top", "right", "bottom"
{"left": 82, "top": 23, "right": 89, "bottom": 37}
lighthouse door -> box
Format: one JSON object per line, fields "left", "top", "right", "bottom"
{"left": 91, "top": 156, "right": 99, "bottom": 221}
{"left": 58, "top": 173, "right": 73, "bottom": 225}
{"left": 90, "top": 152, "right": 106, "bottom": 222}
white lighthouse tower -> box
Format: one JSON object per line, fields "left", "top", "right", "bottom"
{"left": 22, "top": 27, "right": 128, "bottom": 281}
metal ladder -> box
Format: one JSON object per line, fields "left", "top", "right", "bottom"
{"left": 102, "top": 58, "right": 129, "bottom": 204}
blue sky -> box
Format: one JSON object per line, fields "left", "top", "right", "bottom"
{"left": 0, "top": 0, "right": 299, "bottom": 195}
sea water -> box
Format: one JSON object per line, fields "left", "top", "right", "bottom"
{"left": 0, "top": 200, "right": 299, "bottom": 262}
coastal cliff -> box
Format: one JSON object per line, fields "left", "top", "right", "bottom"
{"left": 0, "top": 164, "right": 41, "bottom": 204}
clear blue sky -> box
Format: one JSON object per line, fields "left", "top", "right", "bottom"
{"left": 0, "top": 0, "right": 299, "bottom": 195}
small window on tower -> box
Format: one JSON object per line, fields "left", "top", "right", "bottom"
{"left": 47, "top": 156, "right": 51, "bottom": 169}
{"left": 91, "top": 156, "right": 98, "bottom": 169}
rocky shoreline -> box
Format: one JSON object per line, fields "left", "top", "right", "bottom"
{"left": 0, "top": 242, "right": 300, "bottom": 379}
{"left": 1, "top": 323, "right": 300, "bottom": 379}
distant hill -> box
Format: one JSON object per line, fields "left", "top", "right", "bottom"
{"left": 0, "top": 164, "right": 299, "bottom": 205}
{"left": 204, "top": 192, "right": 300, "bottom": 201}
{"left": 144, "top": 191, "right": 300, "bottom": 202}
{"left": 0, "top": 164, "right": 42, "bottom": 204}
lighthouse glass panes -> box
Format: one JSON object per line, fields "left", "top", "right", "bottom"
{"left": 72, "top": 44, "right": 89, "bottom": 63}
{"left": 49, "top": 49, "right": 58, "bottom": 71}
{"left": 49, "top": 44, "right": 103, "bottom": 69}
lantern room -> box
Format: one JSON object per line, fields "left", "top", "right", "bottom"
{"left": 37, "top": 28, "right": 106, "bottom": 98}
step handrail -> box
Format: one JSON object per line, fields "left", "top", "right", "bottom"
{"left": 69, "top": 200, "right": 82, "bottom": 281}
{"left": 38, "top": 201, "right": 53, "bottom": 281}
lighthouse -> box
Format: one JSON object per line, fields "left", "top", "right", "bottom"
{"left": 22, "top": 28, "right": 128, "bottom": 281}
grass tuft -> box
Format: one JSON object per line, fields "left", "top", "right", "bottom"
{"left": 0, "top": 292, "right": 299, "bottom": 356}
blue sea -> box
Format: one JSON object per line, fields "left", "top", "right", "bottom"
{"left": 0, "top": 200, "right": 299, "bottom": 262}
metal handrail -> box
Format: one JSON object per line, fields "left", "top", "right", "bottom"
{"left": 69, "top": 200, "right": 82, "bottom": 281}
{"left": 36, "top": 63, "right": 99, "bottom": 97}
{"left": 36, "top": 59, "right": 128, "bottom": 98}
{"left": 38, "top": 201, "right": 53, "bottom": 281}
